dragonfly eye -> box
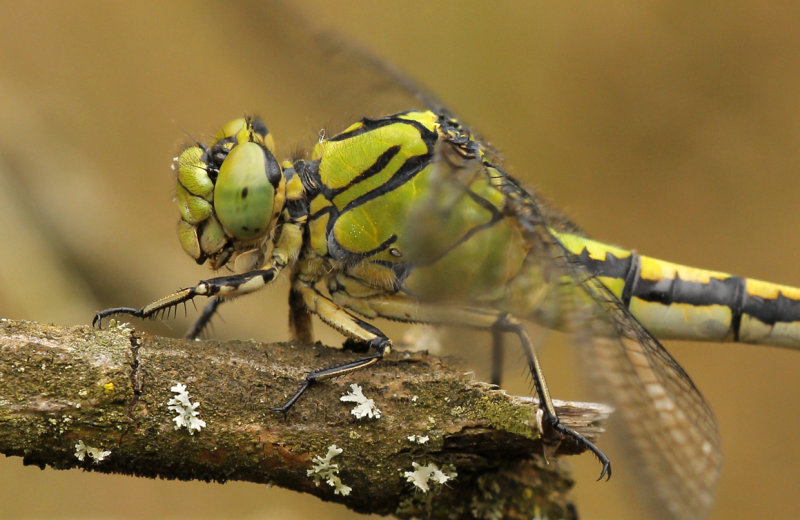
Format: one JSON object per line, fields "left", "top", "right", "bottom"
{"left": 175, "top": 117, "right": 281, "bottom": 267}
{"left": 214, "top": 140, "right": 281, "bottom": 240}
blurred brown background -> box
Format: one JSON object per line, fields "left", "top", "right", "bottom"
{"left": 2, "top": 1, "right": 800, "bottom": 518}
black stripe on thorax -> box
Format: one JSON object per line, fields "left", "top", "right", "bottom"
{"left": 340, "top": 153, "right": 432, "bottom": 213}
{"left": 328, "top": 116, "right": 402, "bottom": 142}
{"left": 315, "top": 146, "right": 402, "bottom": 201}
{"left": 328, "top": 113, "right": 436, "bottom": 143}
{"left": 309, "top": 203, "right": 336, "bottom": 222}
{"left": 327, "top": 231, "right": 398, "bottom": 263}
{"left": 317, "top": 117, "right": 438, "bottom": 203}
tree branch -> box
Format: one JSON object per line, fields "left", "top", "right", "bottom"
{"left": 0, "top": 319, "right": 610, "bottom": 519}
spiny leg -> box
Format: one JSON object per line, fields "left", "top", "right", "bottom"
{"left": 185, "top": 297, "right": 223, "bottom": 339}
{"left": 272, "top": 281, "right": 392, "bottom": 413}
{"left": 93, "top": 267, "right": 282, "bottom": 327}
{"left": 495, "top": 313, "right": 611, "bottom": 480}
{"left": 95, "top": 216, "right": 307, "bottom": 328}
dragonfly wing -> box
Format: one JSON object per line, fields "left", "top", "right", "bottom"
{"left": 572, "top": 273, "right": 722, "bottom": 519}
{"left": 407, "top": 138, "right": 722, "bottom": 519}
{"left": 242, "top": 2, "right": 448, "bottom": 131}
{"left": 510, "top": 188, "right": 723, "bottom": 519}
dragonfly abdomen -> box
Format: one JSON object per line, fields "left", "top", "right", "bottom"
{"left": 555, "top": 230, "right": 800, "bottom": 348}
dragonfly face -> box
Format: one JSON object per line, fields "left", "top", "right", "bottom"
{"left": 174, "top": 118, "right": 285, "bottom": 271}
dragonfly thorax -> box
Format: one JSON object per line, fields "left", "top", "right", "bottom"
{"left": 174, "top": 117, "right": 288, "bottom": 271}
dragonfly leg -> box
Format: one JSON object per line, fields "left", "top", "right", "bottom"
{"left": 325, "top": 289, "right": 612, "bottom": 478}
{"left": 270, "top": 339, "right": 388, "bottom": 413}
{"left": 93, "top": 267, "right": 282, "bottom": 327}
{"left": 495, "top": 313, "right": 611, "bottom": 480}
{"left": 490, "top": 324, "right": 504, "bottom": 387}
{"left": 184, "top": 297, "right": 223, "bottom": 339}
{"left": 271, "top": 281, "right": 392, "bottom": 413}
{"left": 288, "top": 278, "right": 314, "bottom": 344}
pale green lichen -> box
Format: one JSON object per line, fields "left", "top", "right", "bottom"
{"left": 307, "top": 444, "right": 352, "bottom": 496}
{"left": 107, "top": 319, "right": 133, "bottom": 335}
{"left": 167, "top": 383, "right": 206, "bottom": 434}
{"left": 403, "top": 462, "right": 456, "bottom": 492}
{"left": 74, "top": 440, "right": 111, "bottom": 463}
{"left": 340, "top": 383, "right": 381, "bottom": 419}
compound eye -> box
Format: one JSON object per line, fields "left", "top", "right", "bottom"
{"left": 214, "top": 141, "right": 278, "bottom": 240}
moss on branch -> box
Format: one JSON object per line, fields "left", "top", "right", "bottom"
{"left": 0, "top": 319, "right": 609, "bottom": 519}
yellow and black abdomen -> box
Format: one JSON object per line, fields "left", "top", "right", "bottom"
{"left": 555, "top": 231, "right": 800, "bottom": 349}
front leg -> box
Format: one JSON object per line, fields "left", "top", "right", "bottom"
{"left": 93, "top": 267, "right": 282, "bottom": 327}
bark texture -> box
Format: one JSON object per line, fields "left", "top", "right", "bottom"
{"left": 0, "top": 319, "right": 610, "bottom": 519}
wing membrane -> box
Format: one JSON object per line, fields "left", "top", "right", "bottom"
{"left": 506, "top": 172, "right": 722, "bottom": 520}
{"left": 407, "top": 134, "right": 722, "bottom": 519}
{"left": 573, "top": 272, "right": 721, "bottom": 519}
{"left": 237, "top": 2, "right": 448, "bottom": 130}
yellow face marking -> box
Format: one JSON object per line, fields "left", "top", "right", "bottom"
{"left": 176, "top": 183, "right": 213, "bottom": 225}
{"left": 177, "top": 220, "right": 201, "bottom": 260}
{"left": 176, "top": 146, "right": 214, "bottom": 201}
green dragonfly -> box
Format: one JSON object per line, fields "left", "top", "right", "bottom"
{"left": 93, "top": 17, "right": 800, "bottom": 520}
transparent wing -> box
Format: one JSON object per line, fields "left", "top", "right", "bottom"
{"left": 576, "top": 281, "right": 722, "bottom": 520}
{"left": 504, "top": 171, "right": 723, "bottom": 520}
{"left": 406, "top": 138, "right": 722, "bottom": 520}
{"left": 241, "top": 2, "right": 448, "bottom": 133}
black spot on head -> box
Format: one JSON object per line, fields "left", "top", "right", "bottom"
{"left": 251, "top": 119, "right": 269, "bottom": 138}
{"left": 241, "top": 187, "right": 249, "bottom": 198}
{"left": 242, "top": 226, "right": 250, "bottom": 231}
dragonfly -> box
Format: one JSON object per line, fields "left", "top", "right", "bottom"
{"left": 93, "top": 15, "right": 800, "bottom": 520}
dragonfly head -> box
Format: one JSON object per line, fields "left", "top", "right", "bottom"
{"left": 174, "top": 117, "right": 286, "bottom": 271}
